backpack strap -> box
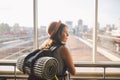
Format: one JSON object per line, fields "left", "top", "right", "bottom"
{"left": 49, "top": 41, "right": 64, "bottom": 52}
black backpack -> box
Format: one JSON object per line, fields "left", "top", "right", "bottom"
{"left": 24, "top": 45, "right": 60, "bottom": 73}
{"left": 17, "top": 44, "right": 61, "bottom": 80}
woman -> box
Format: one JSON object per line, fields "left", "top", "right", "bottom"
{"left": 28, "top": 20, "right": 76, "bottom": 80}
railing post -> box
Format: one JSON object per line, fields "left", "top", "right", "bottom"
{"left": 103, "top": 67, "right": 106, "bottom": 79}
{"left": 14, "top": 64, "right": 16, "bottom": 80}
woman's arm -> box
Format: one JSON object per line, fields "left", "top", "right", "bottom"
{"left": 60, "top": 45, "right": 76, "bottom": 75}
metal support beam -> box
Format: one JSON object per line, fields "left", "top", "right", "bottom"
{"left": 33, "top": 0, "right": 38, "bottom": 49}
{"left": 93, "top": 0, "right": 98, "bottom": 63}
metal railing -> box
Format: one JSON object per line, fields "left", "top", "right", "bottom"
{"left": 72, "top": 61, "right": 120, "bottom": 79}
{"left": 0, "top": 60, "right": 120, "bottom": 80}
{"left": 0, "top": 60, "right": 28, "bottom": 80}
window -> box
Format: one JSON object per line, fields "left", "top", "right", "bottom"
{"left": 0, "top": 0, "right": 120, "bottom": 63}
{"left": 0, "top": 0, "right": 33, "bottom": 60}
{"left": 97, "top": 0, "right": 120, "bottom": 62}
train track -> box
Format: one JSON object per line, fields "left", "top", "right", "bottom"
{"left": 0, "top": 35, "right": 120, "bottom": 61}
{"left": 0, "top": 37, "right": 46, "bottom": 59}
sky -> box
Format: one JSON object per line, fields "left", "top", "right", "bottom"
{"left": 0, "top": 0, "right": 120, "bottom": 28}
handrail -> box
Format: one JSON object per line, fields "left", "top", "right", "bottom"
{"left": 0, "top": 60, "right": 120, "bottom": 79}
{"left": 0, "top": 60, "right": 16, "bottom": 65}
{"left": 73, "top": 61, "right": 120, "bottom": 79}
{"left": 0, "top": 60, "right": 19, "bottom": 80}
{"left": 74, "top": 61, "right": 120, "bottom": 67}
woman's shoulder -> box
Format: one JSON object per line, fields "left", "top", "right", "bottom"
{"left": 59, "top": 45, "right": 68, "bottom": 51}
{"left": 59, "top": 45, "right": 70, "bottom": 56}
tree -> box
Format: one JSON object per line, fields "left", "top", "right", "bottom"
{"left": 0, "top": 23, "right": 11, "bottom": 34}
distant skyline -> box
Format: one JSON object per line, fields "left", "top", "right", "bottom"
{"left": 0, "top": 0, "right": 120, "bottom": 28}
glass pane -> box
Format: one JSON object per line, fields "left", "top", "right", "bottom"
{"left": 0, "top": 0, "right": 33, "bottom": 60}
{"left": 98, "top": 0, "right": 120, "bottom": 61}
{"left": 38, "top": 0, "right": 94, "bottom": 61}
